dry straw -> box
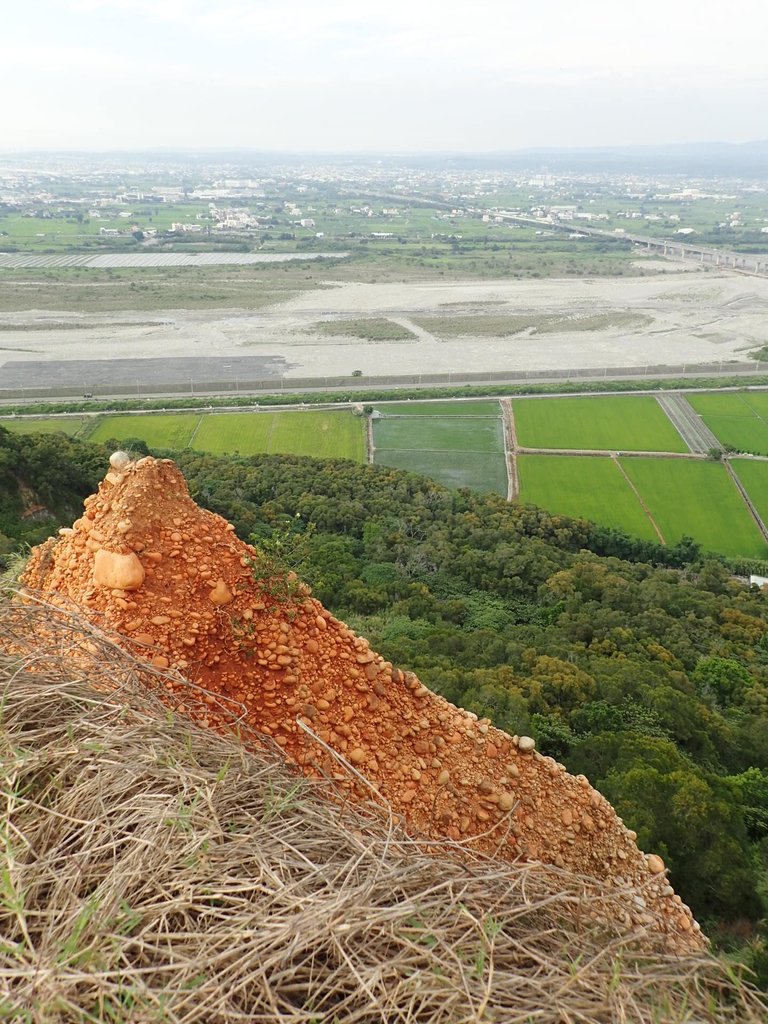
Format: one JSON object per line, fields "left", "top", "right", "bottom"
{"left": 1, "top": 597, "right": 766, "bottom": 1023}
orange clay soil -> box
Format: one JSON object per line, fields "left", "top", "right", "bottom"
{"left": 19, "top": 455, "right": 705, "bottom": 951}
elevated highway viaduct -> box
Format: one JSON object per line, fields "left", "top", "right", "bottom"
{"left": 492, "top": 213, "right": 768, "bottom": 276}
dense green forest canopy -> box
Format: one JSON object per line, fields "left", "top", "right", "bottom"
{"left": 0, "top": 426, "right": 107, "bottom": 553}
{"left": 3, "top": 425, "right": 768, "bottom": 974}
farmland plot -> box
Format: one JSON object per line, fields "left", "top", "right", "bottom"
{"left": 512, "top": 396, "right": 687, "bottom": 452}
{"left": 373, "top": 403, "right": 507, "bottom": 495}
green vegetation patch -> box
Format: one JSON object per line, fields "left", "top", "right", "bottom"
{"left": 377, "top": 400, "right": 501, "bottom": 416}
{"left": 193, "top": 410, "right": 366, "bottom": 460}
{"left": 313, "top": 318, "right": 416, "bottom": 341}
{"left": 0, "top": 265, "right": 330, "bottom": 314}
{"left": 0, "top": 416, "right": 87, "bottom": 437}
{"left": 374, "top": 449, "right": 508, "bottom": 495}
{"left": 517, "top": 455, "right": 657, "bottom": 540}
{"left": 731, "top": 459, "right": 768, "bottom": 527}
{"left": 85, "top": 410, "right": 365, "bottom": 460}
{"left": 688, "top": 392, "right": 768, "bottom": 454}
{"left": 741, "top": 391, "right": 768, "bottom": 419}
{"left": 513, "top": 396, "right": 688, "bottom": 452}
{"left": 373, "top": 402, "right": 506, "bottom": 493}
{"left": 687, "top": 392, "right": 753, "bottom": 417}
{"left": 88, "top": 413, "right": 200, "bottom": 449}
{"left": 621, "top": 458, "right": 767, "bottom": 559}
{"left": 413, "top": 312, "right": 649, "bottom": 338}
{"left": 374, "top": 415, "right": 504, "bottom": 454}
{"left": 698, "top": 416, "right": 768, "bottom": 455}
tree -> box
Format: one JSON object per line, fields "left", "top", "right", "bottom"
{"left": 694, "top": 657, "right": 751, "bottom": 709}
{"left": 604, "top": 766, "right": 759, "bottom": 920}
{"left": 727, "top": 767, "right": 768, "bottom": 839}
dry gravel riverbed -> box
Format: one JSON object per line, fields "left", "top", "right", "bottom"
{"left": 1, "top": 271, "right": 767, "bottom": 383}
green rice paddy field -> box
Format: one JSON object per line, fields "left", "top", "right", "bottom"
{"left": 88, "top": 414, "right": 200, "bottom": 450}
{"left": 372, "top": 401, "right": 508, "bottom": 495}
{"left": 193, "top": 412, "right": 365, "bottom": 460}
{"left": 0, "top": 416, "right": 87, "bottom": 436}
{"left": 376, "top": 450, "right": 509, "bottom": 495}
{"left": 731, "top": 459, "right": 768, "bottom": 524}
{"left": 512, "top": 396, "right": 688, "bottom": 452}
{"left": 518, "top": 454, "right": 768, "bottom": 559}
{"left": 620, "top": 459, "right": 768, "bottom": 559}
{"left": 516, "top": 456, "right": 658, "bottom": 541}
{"left": 688, "top": 392, "right": 768, "bottom": 454}
{"left": 374, "top": 417, "right": 503, "bottom": 454}
{"left": 86, "top": 410, "right": 366, "bottom": 461}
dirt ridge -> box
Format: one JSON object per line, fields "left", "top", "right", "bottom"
{"left": 18, "top": 454, "right": 706, "bottom": 952}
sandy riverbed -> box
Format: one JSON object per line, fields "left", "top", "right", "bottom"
{"left": 1, "top": 272, "right": 767, "bottom": 384}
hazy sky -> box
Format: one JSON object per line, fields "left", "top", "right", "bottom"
{"left": 3, "top": 0, "right": 767, "bottom": 151}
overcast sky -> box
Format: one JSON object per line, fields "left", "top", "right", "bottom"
{"left": 2, "top": 0, "right": 767, "bottom": 152}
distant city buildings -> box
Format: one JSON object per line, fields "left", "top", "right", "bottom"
{"left": 0, "top": 154, "right": 766, "bottom": 257}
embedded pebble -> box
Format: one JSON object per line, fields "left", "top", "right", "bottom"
{"left": 208, "top": 579, "right": 234, "bottom": 606}
{"left": 647, "top": 854, "right": 666, "bottom": 875}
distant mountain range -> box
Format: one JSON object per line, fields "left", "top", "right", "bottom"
{"left": 5, "top": 141, "right": 768, "bottom": 178}
{"left": 421, "top": 141, "right": 768, "bottom": 177}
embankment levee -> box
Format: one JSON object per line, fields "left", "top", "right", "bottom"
{"left": 6, "top": 374, "right": 768, "bottom": 423}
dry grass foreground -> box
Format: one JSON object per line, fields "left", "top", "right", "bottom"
{"left": 1, "top": 600, "right": 767, "bottom": 1024}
